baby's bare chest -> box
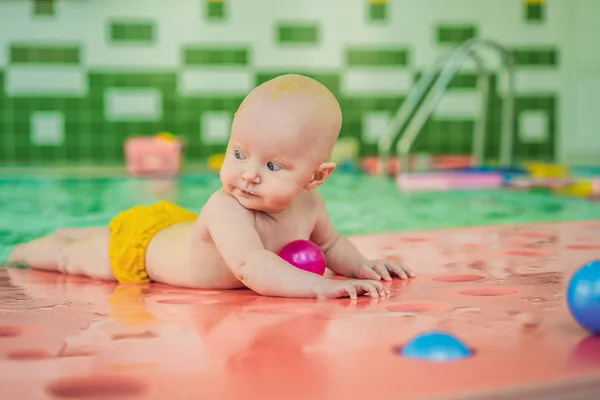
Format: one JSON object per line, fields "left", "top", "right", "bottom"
{"left": 254, "top": 212, "right": 315, "bottom": 253}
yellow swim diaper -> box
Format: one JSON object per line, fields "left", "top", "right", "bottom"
{"left": 108, "top": 200, "right": 197, "bottom": 283}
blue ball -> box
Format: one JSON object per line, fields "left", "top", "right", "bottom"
{"left": 400, "top": 331, "right": 473, "bottom": 361}
{"left": 567, "top": 259, "right": 600, "bottom": 334}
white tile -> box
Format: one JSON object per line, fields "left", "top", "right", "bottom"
{"left": 30, "top": 111, "right": 65, "bottom": 146}
{"left": 519, "top": 110, "right": 548, "bottom": 143}
{"left": 6, "top": 66, "right": 87, "bottom": 96}
{"left": 573, "top": 76, "right": 600, "bottom": 147}
{"left": 202, "top": 111, "right": 232, "bottom": 144}
{"left": 179, "top": 68, "right": 253, "bottom": 95}
{"left": 432, "top": 91, "right": 482, "bottom": 118}
{"left": 362, "top": 111, "right": 391, "bottom": 144}
{"left": 574, "top": 0, "right": 600, "bottom": 68}
{"left": 498, "top": 69, "right": 561, "bottom": 95}
{"left": 342, "top": 69, "right": 413, "bottom": 95}
{"left": 105, "top": 88, "right": 162, "bottom": 121}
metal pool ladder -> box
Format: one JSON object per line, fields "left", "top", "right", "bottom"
{"left": 377, "top": 38, "right": 516, "bottom": 175}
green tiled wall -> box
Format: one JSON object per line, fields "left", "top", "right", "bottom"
{"left": 205, "top": 0, "right": 226, "bottom": 21}
{"left": 437, "top": 25, "right": 478, "bottom": 44}
{"left": 278, "top": 23, "right": 319, "bottom": 45}
{"left": 183, "top": 47, "right": 249, "bottom": 65}
{"left": 0, "top": 0, "right": 562, "bottom": 166}
{"left": 11, "top": 44, "right": 80, "bottom": 64}
{"left": 525, "top": 2, "right": 546, "bottom": 22}
{"left": 368, "top": 3, "right": 388, "bottom": 22}
{"left": 346, "top": 48, "right": 410, "bottom": 66}
{"left": 110, "top": 21, "right": 155, "bottom": 43}
{"left": 33, "top": 0, "right": 54, "bottom": 17}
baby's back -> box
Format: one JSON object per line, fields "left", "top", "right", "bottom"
{"left": 145, "top": 220, "right": 242, "bottom": 289}
{"left": 145, "top": 190, "right": 318, "bottom": 290}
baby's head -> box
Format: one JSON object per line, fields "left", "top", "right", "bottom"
{"left": 220, "top": 74, "right": 342, "bottom": 212}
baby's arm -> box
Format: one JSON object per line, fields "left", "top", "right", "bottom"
{"left": 310, "top": 193, "right": 414, "bottom": 281}
{"left": 204, "top": 191, "right": 387, "bottom": 299}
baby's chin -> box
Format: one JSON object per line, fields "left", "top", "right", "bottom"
{"left": 237, "top": 195, "right": 290, "bottom": 214}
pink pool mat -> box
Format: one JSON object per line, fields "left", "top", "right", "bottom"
{"left": 1, "top": 220, "right": 600, "bottom": 400}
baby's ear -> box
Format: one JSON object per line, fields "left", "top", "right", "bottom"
{"left": 305, "top": 161, "right": 336, "bottom": 190}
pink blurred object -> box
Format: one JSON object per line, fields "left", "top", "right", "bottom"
{"left": 593, "top": 178, "right": 600, "bottom": 194}
{"left": 396, "top": 172, "right": 503, "bottom": 191}
{"left": 125, "top": 133, "right": 184, "bottom": 177}
{"left": 279, "top": 240, "right": 327, "bottom": 275}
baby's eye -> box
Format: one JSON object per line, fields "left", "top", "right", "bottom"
{"left": 234, "top": 149, "right": 246, "bottom": 159}
{"left": 267, "top": 161, "right": 282, "bottom": 171}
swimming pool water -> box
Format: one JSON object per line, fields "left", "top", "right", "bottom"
{"left": 1, "top": 172, "right": 599, "bottom": 260}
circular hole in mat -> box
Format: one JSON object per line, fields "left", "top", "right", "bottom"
{"left": 400, "top": 236, "right": 436, "bottom": 243}
{"left": 565, "top": 243, "right": 600, "bottom": 250}
{"left": 433, "top": 274, "right": 486, "bottom": 283}
{"left": 459, "top": 288, "right": 518, "bottom": 296}
{"left": 156, "top": 298, "right": 218, "bottom": 305}
{"left": 46, "top": 374, "right": 146, "bottom": 398}
{"left": 505, "top": 248, "right": 551, "bottom": 256}
{"left": 387, "top": 302, "right": 453, "bottom": 312}
{"left": 6, "top": 348, "right": 52, "bottom": 360}
{"left": 0, "top": 325, "right": 24, "bottom": 338}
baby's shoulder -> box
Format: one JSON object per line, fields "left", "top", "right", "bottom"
{"left": 200, "top": 188, "right": 254, "bottom": 220}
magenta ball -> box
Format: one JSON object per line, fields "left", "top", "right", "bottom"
{"left": 279, "top": 240, "right": 327, "bottom": 276}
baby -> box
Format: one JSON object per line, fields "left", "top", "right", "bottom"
{"left": 7, "top": 74, "right": 414, "bottom": 299}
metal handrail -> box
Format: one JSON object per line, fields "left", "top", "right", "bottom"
{"left": 377, "top": 38, "right": 515, "bottom": 174}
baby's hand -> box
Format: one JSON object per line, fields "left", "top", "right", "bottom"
{"left": 314, "top": 279, "right": 389, "bottom": 300}
{"left": 355, "top": 259, "right": 415, "bottom": 281}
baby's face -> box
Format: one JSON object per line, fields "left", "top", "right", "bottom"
{"left": 219, "top": 111, "right": 320, "bottom": 213}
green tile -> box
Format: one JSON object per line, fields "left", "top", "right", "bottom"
{"left": 525, "top": 3, "right": 545, "bottom": 22}
{"left": 414, "top": 71, "right": 478, "bottom": 89}
{"left": 437, "top": 24, "right": 477, "bottom": 44}
{"left": 412, "top": 119, "right": 475, "bottom": 155}
{"left": 346, "top": 48, "right": 409, "bottom": 67}
{"left": 183, "top": 47, "right": 249, "bottom": 66}
{"left": 88, "top": 72, "right": 177, "bottom": 98}
{"left": 10, "top": 44, "right": 80, "bottom": 64}
{"left": 109, "top": 20, "right": 155, "bottom": 43}
{"left": 277, "top": 23, "right": 319, "bottom": 45}
{"left": 0, "top": 97, "right": 91, "bottom": 164}
{"left": 513, "top": 95, "right": 556, "bottom": 161}
{"left": 205, "top": 1, "right": 226, "bottom": 20}
{"left": 191, "top": 97, "right": 244, "bottom": 156}
{"left": 256, "top": 72, "right": 340, "bottom": 99}
{"left": 512, "top": 48, "right": 558, "bottom": 66}
{"left": 34, "top": 0, "right": 55, "bottom": 16}
{"left": 339, "top": 96, "right": 404, "bottom": 155}
{"left": 368, "top": 3, "right": 387, "bottom": 22}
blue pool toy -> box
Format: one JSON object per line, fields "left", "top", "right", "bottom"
{"left": 399, "top": 330, "right": 473, "bottom": 361}
{"left": 567, "top": 259, "right": 600, "bottom": 334}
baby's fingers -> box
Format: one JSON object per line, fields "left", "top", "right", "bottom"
{"left": 373, "top": 262, "right": 392, "bottom": 281}
{"left": 344, "top": 284, "right": 358, "bottom": 300}
{"left": 387, "top": 262, "right": 411, "bottom": 279}
{"left": 357, "top": 265, "right": 381, "bottom": 280}
{"left": 404, "top": 265, "right": 416, "bottom": 277}
{"left": 359, "top": 282, "right": 380, "bottom": 298}
{"left": 361, "top": 281, "right": 388, "bottom": 298}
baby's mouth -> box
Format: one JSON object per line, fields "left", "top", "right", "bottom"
{"left": 240, "top": 188, "right": 257, "bottom": 197}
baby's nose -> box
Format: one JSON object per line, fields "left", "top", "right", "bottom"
{"left": 242, "top": 170, "right": 261, "bottom": 184}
